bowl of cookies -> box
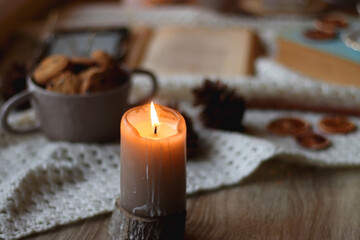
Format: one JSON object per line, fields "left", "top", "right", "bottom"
{"left": 0, "top": 50, "right": 158, "bottom": 142}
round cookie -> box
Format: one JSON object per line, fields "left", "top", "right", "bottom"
{"left": 69, "top": 57, "right": 96, "bottom": 74}
{"left": 70, "top": 57, "right": 96, "bottom": 67}
{"left": 46, "top": 71, "right": 82, "bottom": 94}
{"left": 79, "top": 67, "right": 104, "bottom": 82}
{"left": 33, "top": 55, "right": 69, "bottom": 85}
{"left": 71, "top": 56, "right": 96, "bottom": 66}
{"left": 80, "top": 71, "right": 119, "bottom": 94}
{"left": 79, "top": 67, "right": 105, "bottom": 93}
{"left": 91, "top": 50, "right": 114, "bottom": 69}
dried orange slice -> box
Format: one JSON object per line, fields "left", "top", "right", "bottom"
{"left": 318, "top": 116, "right": 356, "bottom": 134}
{"left": 267, "top": 117, "right": 311, "bottom": 136}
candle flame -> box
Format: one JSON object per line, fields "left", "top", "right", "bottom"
{"left": 150, "top": 101, "right": 160, "bottom": 133}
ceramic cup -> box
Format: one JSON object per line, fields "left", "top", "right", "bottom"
{"left": 0, "top": 65, "right": 158, "bottom": 143}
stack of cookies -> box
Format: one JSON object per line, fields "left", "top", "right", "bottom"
{"left": 33, "top": 50, "right": 127, "bottom": 94}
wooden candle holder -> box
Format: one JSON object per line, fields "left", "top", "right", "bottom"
{"left": 109, "top": 198, "right": 186, "bottom": 240}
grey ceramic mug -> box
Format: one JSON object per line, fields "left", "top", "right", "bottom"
{"left": 0, "top": 65, "right": 158, "bottom": 143}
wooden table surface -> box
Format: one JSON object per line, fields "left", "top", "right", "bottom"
{"left": 23, "top": 159, "right": 360, "bottom": 240}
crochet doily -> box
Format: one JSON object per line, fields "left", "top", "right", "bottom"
{"left": 2, "top": 6, "right": 360, "bottom": 240}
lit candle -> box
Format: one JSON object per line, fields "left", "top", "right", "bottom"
{"left": 120, "top": 102, "right": 186, "bottom": 217}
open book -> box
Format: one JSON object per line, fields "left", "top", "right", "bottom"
{"left": 141, "top": 26, "right": 260, "bottom": 76}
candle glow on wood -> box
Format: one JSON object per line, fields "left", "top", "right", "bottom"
{"left": 120, "top": 103, "right": 186, "bottom": 218}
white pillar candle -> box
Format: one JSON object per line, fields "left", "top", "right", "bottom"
{"left": 120, "top": 102, "right": 186, "bottom": 217}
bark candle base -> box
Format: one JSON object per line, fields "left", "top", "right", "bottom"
{"left": 109, "top": 198, "right": 186, "bottom": 240}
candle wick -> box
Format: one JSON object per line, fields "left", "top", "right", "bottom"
{"left": 154, "top": 125, "right": 158, "bottom": 134}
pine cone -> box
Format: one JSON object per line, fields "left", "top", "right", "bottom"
{"left": 193, "top": 79, "right": 246, "bottom": 132}
{"left": 167, "top": 102, "right": 201, "bottom": 159}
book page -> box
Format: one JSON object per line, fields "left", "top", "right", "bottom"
{"left": 142, "top": 26, "right": 256, "bottom": 76}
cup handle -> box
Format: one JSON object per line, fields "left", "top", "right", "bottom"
{"left": 129, "top": 68, "right": 158, "bottom": 108}
{"left": 0, "top": 90, "right": 40, "bottom": 134}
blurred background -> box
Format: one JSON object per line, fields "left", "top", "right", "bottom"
{"left": 0, "top": 0, "right": 359, "bottom": 104}
{"left": 0, "top": 0, "right": 359, "bottom": 57}
{"left": 0, "top": 0, "right": 358, "bottom": 45}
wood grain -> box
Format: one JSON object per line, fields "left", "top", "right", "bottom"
{"left": 23, "top": 159, "right": 360, "bottom": 240}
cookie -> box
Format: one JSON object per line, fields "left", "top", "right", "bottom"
{"left": 71, "top": 56, "right": 96, "bottom": 66}
{"left": 82, "top": 73, "right": 119, "bottom": 94}
{"left": 296, "top": 132, "right": 330, "bottom": 150}
{"left": 78, "top": 66, "right": 103, "bottom": 80}
{"left": 69, "top": 57, "right": 96, "bottom": 74}
{"left": 318, "top": 116, "right": 356, "bottom": 134}
{"left": 46, "top": 71, "right": 82, "bottom": 94}
{"left": 82, "top": 71, "right": 122, "bottom": 94}
{"left": 267, "top": 117, "right": 311, "bottom": 136}
{"left": 79, "top": 67, "right": 105, "bottom": 94}
{"left": 91, "top": 50, "right": 115, "bottom": 69}
{"left": 33, "top": 55, "right": 69, "bottom": 85}
{"left": 79, "top": 65, "right": 123, "bottom": 94}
